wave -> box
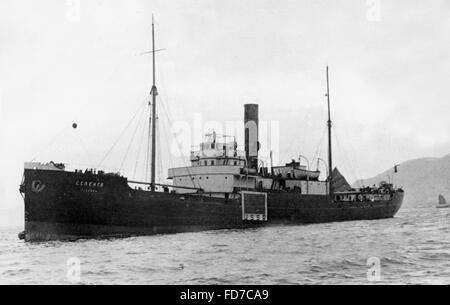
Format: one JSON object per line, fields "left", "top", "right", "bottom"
{"left": 1, "top": 206, "right": 449, "bottom": 285}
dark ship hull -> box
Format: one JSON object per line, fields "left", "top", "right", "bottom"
{"left": 20, "top": 168, "right": 404, "bottom": 242}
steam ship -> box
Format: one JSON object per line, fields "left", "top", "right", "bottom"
{"left": 18, "top": 20, "right": 404, "bottom": 242}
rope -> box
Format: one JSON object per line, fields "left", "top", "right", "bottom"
{"left": 159, "top": 95, "right": 203, "bottom": 190}
{"left": 312, "top": 126, "right": 327, "bottom": 164}
{"left": 96, "top": 100, "right": 147, "bottom": 169}
{"left": 30, "top": 125, "right": 71, "bottom": 162}
{"left": 156, "top": 115, "right": 164, "bottom": 183}
{"left": 145, "top": 108, "right": 151, "bottom": 182}
{"left": 132, "top": 110, "right": 148, "bottom": 180}
{"left": 119, "top": 108, "right": 146, "bottom": 172}
{"left": 333, "top": 124, "right": 364, "bottom": 188}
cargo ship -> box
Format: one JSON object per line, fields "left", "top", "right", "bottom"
{"left": 18, "top": 20, "right": 404, "bottom": 242}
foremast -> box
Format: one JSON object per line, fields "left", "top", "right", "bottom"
{"left": 326, "top": 66, "right": 333, "bottom": 199}
{"left": 149, "top": 16, "right": 158, "bottom": 191}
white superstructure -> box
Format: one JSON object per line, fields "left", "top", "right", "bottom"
{"left": 167, "top": 132, "right": 327, "bottom": 197}
{"left": 168, "top": 132, "right": 255, "bottom": 197}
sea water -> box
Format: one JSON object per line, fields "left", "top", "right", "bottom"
{"left": 1, "top": 206, "right": 449, "bottom": 285}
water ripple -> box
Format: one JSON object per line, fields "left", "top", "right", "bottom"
{"left": 0, "top": 206, "right": 449, "bottom": 284}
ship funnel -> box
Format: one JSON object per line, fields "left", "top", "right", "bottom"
{"left": 244, "top": 104, "right": 259, "bottom": 170}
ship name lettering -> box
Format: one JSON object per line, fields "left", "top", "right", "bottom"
{"left": 75, "top": 180, "right": 104, "bottom": 188}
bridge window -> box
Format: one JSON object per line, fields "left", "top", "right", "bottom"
{"left": 211, "top": 160, "right": 215, "bottom": 166}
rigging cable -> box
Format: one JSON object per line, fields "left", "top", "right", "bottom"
{"left": 119, "top": 106, "right": 146, "bottom": 172}
{"left": 145, "top": 105, "right": 151, "bottom": 182}
{"left": 156, "top": 114, "right": 164, "bottom": 184}
{"left": 153, "top": 53, "right": 204, "bottom": 191}
{"left": 159, "top": 98, "right": 201, "bottom": 190}
{"left": 312, "top": 126, "right": 327, "bottom": 166}
{"left": 158, "top": 95, "right": 203, "bottom": 190}
{"left": 30, "top": 125, "right": 71, "bottom": 162}
{"left": 333, "top": 124, "right": 364, "bottom": 188}
{"left": 132, "top": 109, "right": 149, "bottom": 180}
{"left": 96, "top": 100, "right": 147, "bottom": 169}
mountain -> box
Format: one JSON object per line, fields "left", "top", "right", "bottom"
{"left": 353, "top": 154, "right": 450, "bottom": 207}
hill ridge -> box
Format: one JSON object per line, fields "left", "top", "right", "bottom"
{"left": 353, "top": 154, "right": 450, "bottom": 207}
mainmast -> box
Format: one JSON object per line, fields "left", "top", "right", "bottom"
{"left": 150, "top": 16, "right": 158, "bottom": 191}
{"left": 326, "top": 66, "right": 333, "bottom": 198}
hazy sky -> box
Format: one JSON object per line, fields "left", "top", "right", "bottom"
{"left": 1, "top": 0, "right": 449, "bottom": 226}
